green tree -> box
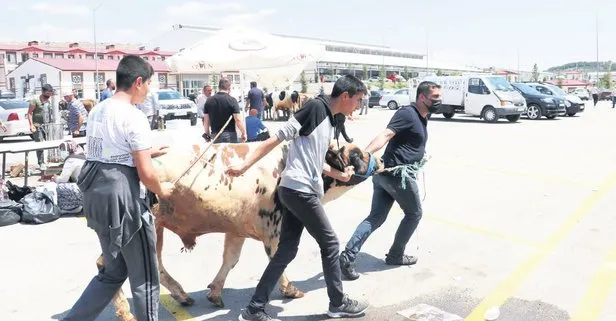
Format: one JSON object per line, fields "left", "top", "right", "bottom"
{"left": 362, "top": 64, "right": 369, "bottom": 80}
{"left": 600, "top": 61, "right": 612, "bottom": 89}
{"left": 379, "top": 64, "right": 386, "bottom": 90}
{"left": 403, "top": 66, "right": 409, "bottom": 79}
{"left": 300, "top": 71, "right": 308, "bottom": 93}
{"left": 532, "top": 63, "right": 540, "bottom": 82}
{"left": 436, "top": 69, "right": 444, "bottom": 76}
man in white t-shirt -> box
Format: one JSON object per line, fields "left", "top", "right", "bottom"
{"left": 197, "top": 84, "right": 212, "bottom": 119}
{"left": 62, "top": 55, "right": 174, "bottom": 321}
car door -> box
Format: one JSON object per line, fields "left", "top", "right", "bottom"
{"left": 464, "top": 77, "right": 490, "bottom": 115}
{"left": 394, "top": 89, "right": 410, "bottom": 106}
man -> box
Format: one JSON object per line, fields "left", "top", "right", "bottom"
{"left": 64, "top": 91, "right": 88, "bottom": 137}
{"left": 136, "top": 90, "right": 161, "bottom": 130}
{"left": 27, "top": 83, "right": 54, "bottom": 168}
{"left": 339, "top": 81, "right": 442, "bottom": 281}
{"left": 100, "top": 79, "right": 115, "bottom": 102}
{"left": 226, "top": 75, "right": 370, "bottom": 321}
{"left": 197, "top": 84, "right": 212, "bottom": 121}
{"left": 62, "top": 55, "right": 174, "bottom": 321}
{"left": 359, "top": 90, "right": 370, "bottom": 116}
{"left": 203, "top": 77, "right": 247, "bottom": 143}
{"left": 246, "top": 81, "right": 266, "bottom": 119}
{"left": 245, "top": 108, "right": 269, "bottom": 142}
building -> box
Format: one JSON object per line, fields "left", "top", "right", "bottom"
{"left": 6, "top": 57, "right": 175, "bottom": 99}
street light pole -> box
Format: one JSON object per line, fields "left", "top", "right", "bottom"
{"left": 93, "top": 2, "right": 103, "bottom": 99}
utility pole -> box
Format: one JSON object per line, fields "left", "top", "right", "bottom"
{"left": 93, "top": 1, "right": 103, "bottom": 99}
{"left": 596, "top": 11, "right": 599, "bottom": 86}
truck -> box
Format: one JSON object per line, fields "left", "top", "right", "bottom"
{"left": 408, "top": 75, "right": 527, "bottom": 123}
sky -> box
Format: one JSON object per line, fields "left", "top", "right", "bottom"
{"left": 1, "top": 0, "right": 613, "bottom": 71}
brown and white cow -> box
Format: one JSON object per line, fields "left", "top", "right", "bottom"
{"left": 105, "top": 140, "right": 383, "bottom": 320}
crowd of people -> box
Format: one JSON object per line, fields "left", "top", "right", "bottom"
{"left": 24, "top": 54, "right": 443, "bottom": 321}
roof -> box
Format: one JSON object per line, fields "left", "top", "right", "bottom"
{"left": 28, "top": 58, "right": 170, "bottom": 72}
{"left": 0, "top": 42, "right": 174, "bottom": 56}
{"left": 545, "top": 79, "right": 590, "bottom": 86}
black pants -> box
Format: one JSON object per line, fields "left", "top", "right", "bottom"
{"left": 248, "top": 186, "right": 344, "bottom": 312}
{"left": 592, "top": 94, "right": 599, "bottom": 106}
{"left": 213, "top": 131, "right": 238, "bottom": 143}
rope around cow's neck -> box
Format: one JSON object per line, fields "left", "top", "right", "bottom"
{"left": 172, "top": 115, "right": 234, "bottom": 185}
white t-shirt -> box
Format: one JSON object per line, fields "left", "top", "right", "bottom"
{"left": 85, "top": 98, "right": 152, "bottom": 167}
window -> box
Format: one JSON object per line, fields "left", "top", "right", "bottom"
{"left": 71, "top": 73, "right": 83, "bottom": 85}
{"left": 43, "top": 53, "right": 53, "bottom": 59}
{"left": 0, "top": 100, "right": 30, "bottom": 110}
{"left": 468, "top": 78, "right": 487, "bottom": 95}
{"left": 8, "top": 78, "right": 15, "bottom": 91}
{"left": 6, "top": 52, "right": 16, "bottom": 63}
{"left": 107, "top": 55, "right": 114, "bottom": 60}
{"left": 157, "top": 90, "right": 183, "bottom": 100}
{"left": 158, "top": 73, "right": 168, "bottom": 87}
{"left": 67, "top": 54, "right": 75, "bottom": 59}
{"left": 55, "top": 53, "right": 64, "bottom": 59}
{"left": 39, "top": 74, "right": 47, "bottom": 87}
{"left": 21, "top": 53, "right": 29, "bottom": 62}
{"left": 86, "top": 54, "right": 94, "bottom": 59}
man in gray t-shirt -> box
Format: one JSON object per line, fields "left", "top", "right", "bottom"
{"left": 226, "top": 75, "right": 370, "bottom": 321}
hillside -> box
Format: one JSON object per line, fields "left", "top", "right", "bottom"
{"left": 547, "top": 61, "right": 612, "bottom": 73}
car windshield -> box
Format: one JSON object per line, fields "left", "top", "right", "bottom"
{"left": 485, "top": 77, "right": 515, "bottom": 92}
{"left": 157, "top": 91, "right": 183, "bottom": 100}
{"left": 512, "top": 83, "right": 541, "bottom": 95}
{"left": 545, "top": 84, "right": 567, "bottom": 96}
{"left": 0, "top": 99, "right": 29, "bottom": 110}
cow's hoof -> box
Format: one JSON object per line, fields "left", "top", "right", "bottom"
{"left": 207, "top": 295, "right": 224, "bottom": 308}
{"left": 281, "top": 282, "right": 304, "bottom": 299}
{"left": 179, "top": 297, "right": 195, "bottom": 306}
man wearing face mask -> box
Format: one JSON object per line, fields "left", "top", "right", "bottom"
{"left": 339, "top": 81, "right": 442, "bottom": 281}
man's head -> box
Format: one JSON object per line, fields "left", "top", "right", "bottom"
{"left": 41, "top": 84, "right": 54, "bottom": 100}
{"left": 115, "top": 55, "right": 154, "bottom": 104}
{"left": 250, "top": 81, "right": 257, "bottom": 88}
{"left": 63, "top": 91, "right": 74, "bottom": 102}
{"left": 203, "top": 85, "right": 212, "bottom": 97}
{"left": 249, "top": 108, "right": 258, "bottom": 117}
{"left": 330, "top": 75, "right": 367, "bottom": 116}
{"left": 415, "top": 81, "right": 442, "bottom": 114}
{"left": 218, "top": 77, "right": 231, "bottom": 92}
{"left": 106, "top": 79, "right": 116, "bottom": 90}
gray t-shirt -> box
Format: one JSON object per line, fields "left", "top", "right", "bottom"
{"left": 275, "top": 95, "right": 335, "bottom": 198}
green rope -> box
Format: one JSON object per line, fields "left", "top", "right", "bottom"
{"left": 385, "top": 154, "right": 431, "bottom": 190}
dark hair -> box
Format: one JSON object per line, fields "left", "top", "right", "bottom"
{"left": 41, "top": 84, "right": 54, "bottom": 93}
{"left": 416, "top": 81, "right": 441, "bottom": 101}
{"left": 330, "top": 74, "right": 367, "bottom": 98}
{"left": 203, "top": 84, "right": 211, "bottom": 89}
{"left": 116, "top": 55, "right": 154, "bottom": 91}
{"left": 219, "top": 77, "right": 231, "bottom": 91}
{"left": 250, "top": 81, "right": 257, "bottom": 88}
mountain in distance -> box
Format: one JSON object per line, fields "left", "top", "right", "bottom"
{"left": 547, "top": 61, "right": 612, "bottom": 73}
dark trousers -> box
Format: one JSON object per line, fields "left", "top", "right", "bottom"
{"left": 344, "top": 172, "right": 423, "bottom": 260}
{"left": 213, "top": 131, "right": 238, "bottom": 143}
{"left": 248, "top": 186, "right": 344, "bottom": 312}
{"left": 32, "top": 125, "right": 48, "bottom": 165}
{"left": 592, "top": 94, "right": 599, "bottom": 106}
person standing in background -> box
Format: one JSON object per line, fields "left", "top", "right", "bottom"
{"left": 65, "top": 91, "right": 88, "bottom": 138}
{"left": 197, "top": 85, "right": 213, "bottom": 123}
{"left": 99, "top": 79, "right": 115, "bottom": 102}
{"left": 203, "top": 77, "right": 247, "bottom": 143}
{"left": 27, "top": 84, "right": 54, "bottom": 169}
{"left": 246, "top": 81, "right": 266, "bottom": 119}
{"left": 136, "top": 90, "right": 161, "bottom": 130}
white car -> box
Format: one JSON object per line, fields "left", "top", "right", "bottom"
{"left": 156, "top": 89, "right": 198, "bottom": 126}
{"left": 572, "top": 88, "right": 590, "bottom": 101}
{"left": 0, "top": 99, "right": 33, "bottom": 141}
{"left": 379, "top": 88, "right": 411, "bottom": 110}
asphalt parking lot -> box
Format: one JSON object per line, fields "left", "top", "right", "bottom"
{"left": 2, "top": 101, "right": 616, "bottom": 321}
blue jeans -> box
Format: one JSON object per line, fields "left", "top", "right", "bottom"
{"left": 344, "top": 171, "right": 423, "bottom": 260}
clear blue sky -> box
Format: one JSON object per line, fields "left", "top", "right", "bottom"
{"left": 1, "top": 0, "right": 613, "bottom": 71}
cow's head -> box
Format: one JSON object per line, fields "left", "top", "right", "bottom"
{"left": 322, "top": 143, "right": 384, "bottom": 203}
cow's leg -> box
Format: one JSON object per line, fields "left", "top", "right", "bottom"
{"left": 96, "top": 254, "right": 136, "bottom": 321}
{"left": 156, "top": 223, "right": 195, "bottom": 306}
{"left": 263, "top": 239, "right": 305, "bottom": 299}
{"left": 207, "top": 233, "right": 246, "bottom": 308}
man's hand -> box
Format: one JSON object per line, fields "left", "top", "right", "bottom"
{"left": 339, "top": 166, "right": 355, "bottom": 182}
{"left": 72, "top": 130, "right": 80, "bottom": 136}
{"left": 225, "top": 163, "right": 248, "bottom": 177}
{"left": 151, "top": 145, "right": 170, "bottom": 158}
{"left": 240, "top": 133, "right": 247, "bottom": 143}
{"left": 158, "top": 182, "right": 175, "bottom": 199}
{"left": 30, "top": 125, "right": 36, "bottom": 133}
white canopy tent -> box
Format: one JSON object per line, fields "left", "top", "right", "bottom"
{"left": 166, "top": 28, "right": 327, "bottom": 91}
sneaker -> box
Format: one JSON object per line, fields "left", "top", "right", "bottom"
{"left": 238, "top": 308, "right": 280, "bottom": 321}
{"left": 327, "top": 294, "right": 369, "bottom": 318}
{"left": 339, "top": 251, "right": 360, "bottom": 281}
{"left": 385, "top": 254, "right": 418, "bottom": 266}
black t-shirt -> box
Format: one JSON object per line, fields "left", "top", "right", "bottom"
{"left": 204, "top": 92, "right": 241, "bottom": 133}
{"left": 381, "top": 104, "right": 428, "bottom": 168}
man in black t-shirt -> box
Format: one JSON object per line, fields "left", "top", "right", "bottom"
{"left": 203, "top": 77, "right": 247, "bottom": 143}
{"left": 339, "top": 81, "right": 442, "bottom": 281}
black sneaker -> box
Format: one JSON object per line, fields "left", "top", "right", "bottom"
{"left": 327, "top": 294, "right": 369, "bottom": 318}
{"left": 339, "top": 251, "right": 360, "bottom": 281}
{"left": 385, "top": 254, "right": 418, "bottom": 266}
{"left": 238, "top": 308, "right": 280, "bottom": 321}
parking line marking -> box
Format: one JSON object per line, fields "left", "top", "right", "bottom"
{"left": 464, "top": 170, "right": 616, "bottom": 321}
{"left": 80, "top": 217, "right": 195, "bottom": 320}
{"left": 345, "top": 194, "right": 538, "bottom": 248}
{"left": 160, "top": 287, "right": 197, "bottom": 320}
{"left": 570, "top": 244, "right": 616, "bottom": 321}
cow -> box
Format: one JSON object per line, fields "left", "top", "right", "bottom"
{"left": 264, "top": 92, "right": 274, "bottom": 120}
{"left": 104, "top": 139, "right": 383, "bottom": 321}
{"left": 274, "top": 90, "right": 300, "bottom": 120}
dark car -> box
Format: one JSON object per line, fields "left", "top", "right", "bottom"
{"left": 368, "top": 90, "right": 384, "bottom": 108}
{"left": 511, "top": 83, "right": 566, "bottom": 120}
{"left": 527, "top": 83, "right": 585, "bottom": 117}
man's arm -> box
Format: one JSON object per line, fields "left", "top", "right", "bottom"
{"left": 231, "top": 99, "right": 247, "bottom": 141}
{"left": 128, "top": 112, "right": 169, "bottom": 197}
{"left": 365, "top": 128, "right": 396, "bottom": 154}
{"left": 366, "top": 109, "right": 412, "bottom": 154}
{"left": 235, "top": 135, "right": 281, "bottom": 173}
{"left": 133, "top": 149, "right": 164, "bottom": 195}
{"left": 203, "top": 114, "right": 210, "bottom": 135}
{"left": 322, "top": 163, "right": 353, "bottom": 182}
{"left": 27, "top": 101, "right": 36, "bottom": 130}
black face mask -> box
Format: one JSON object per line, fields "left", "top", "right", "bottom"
{"left": 428, "top": 99, "right": 442, "bottom": 114}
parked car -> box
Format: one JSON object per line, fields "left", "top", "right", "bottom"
{"left": 528, "top": 83, "right": 584, "bottom": 116}
{"left": 571, "top": 88, "right": 589, "bottom": 101}
{"left": 0, "top": 99, "right": 33, "bottom": 141}
{"left": 156, "top": 89, "right": 198, "bottom": 126}
{"left": 379, "top": 88, "right": 411, "bottom": 110}
{"left": 368, "top": 90, "right": 385, "bottom": 108}
{"left": 511, "top": 83, "right": 566, "bottom": 120}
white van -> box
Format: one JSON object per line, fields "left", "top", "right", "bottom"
{"left": 409, "top": 75, "right": 527, "bottom": 123}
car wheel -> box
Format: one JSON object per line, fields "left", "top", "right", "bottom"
{"left": 387, "top": 101, "right": 399, "bottom": 110}
{"left": 482, "top": 106, "right": 498, "bottom": 123}
{"left": 443, "top": 112, "right": 455, "bottom": 119}
{"left": 526, "top": 104, "right": 542, "bottom": 120}
{"left": 567, "top": 113, "right": 576, "bottom": 116}
{"left": 506, "top": 114, "right": 521, "bottom": 122}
